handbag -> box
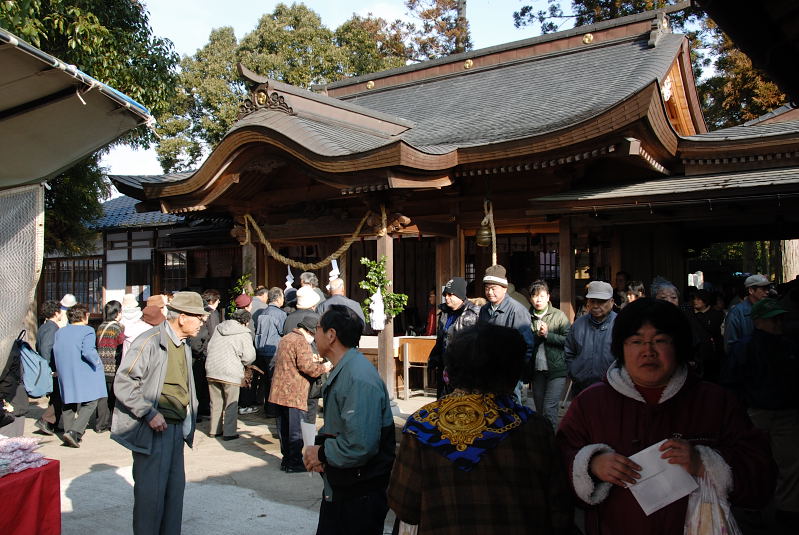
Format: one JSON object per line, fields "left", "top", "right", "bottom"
{"left": 556, "top": 379, "right": 573, "bottom": 424}
{"left": 307, "top": 372, "right": 328, "bottom": 399}
{"left": 684, "top": 470, "right": 742, "bottom": 535}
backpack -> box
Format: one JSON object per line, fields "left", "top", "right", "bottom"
{"left": 16, "top": 331, "right": 53, "bottom": 398}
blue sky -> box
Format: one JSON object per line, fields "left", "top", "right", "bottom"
{"left": 101, "top": 1, "right": 561, "bottom": 176}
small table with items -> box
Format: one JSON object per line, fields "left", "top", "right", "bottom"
{"left": 0, "top": 459, "right": 61, "bottom": 535}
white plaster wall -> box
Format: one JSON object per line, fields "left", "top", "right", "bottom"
{"left": 131, "top": 247, "right": 151, "bottom": 261}
{"left": 106, "top": 249, "right": 127, "bottom": 262}
{"left": 106, "top": 263, "right": 126, "bottom": 304}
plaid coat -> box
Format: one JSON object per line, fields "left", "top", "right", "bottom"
{"left": 268, "top": 331, "right": 327, "bottom": 411}
{"left": 388, "top": 407, "right": 574, "bottom": 534}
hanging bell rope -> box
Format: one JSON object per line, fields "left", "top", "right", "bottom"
{"left": 243, "top": 211, "right": 371, "bottom": 271}
{"left": 376, "top": 204, "right": 387, "bottom": 237}
{"left": 481, "top": 199, "right": 497, "bottom": 265}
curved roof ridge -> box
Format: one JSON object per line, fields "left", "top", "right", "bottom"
{"left": 324, "top": 1, "right": 690, "bottom": 91}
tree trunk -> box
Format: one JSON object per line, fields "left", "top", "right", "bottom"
{"left": 743, "top": 241, "right": 756, "bottom": 273}
{"left": 781, "top": 240, "right": 799, "bottom": 283}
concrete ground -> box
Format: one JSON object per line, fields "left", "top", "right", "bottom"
{"left": 19, "top": 395, "right": 433, "bottom": 535}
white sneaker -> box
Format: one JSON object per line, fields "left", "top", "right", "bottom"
{"left": 238, "top": 406, "right": 256, "bottom": 415}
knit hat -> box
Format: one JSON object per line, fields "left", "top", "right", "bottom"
{"left": 234, "top": 294, "right": 252, "bottom": 308}
{"left": 142, "top": 305, "right": 165, "bottom": 326}
{"left": 296, "top": 286, "right": 321, "bottom": 309}
{"left": 483, "top": 265, "right": 508, "bottom": 288}
{"left": 751, "top": 298, "right": 789, "bottom": 320}
{"left": 585, "top": 281, "right": 614, "bottom": 300}
{"left": 443, "top": 277, "right": 468, "bottom": 301}
{"left": 121, "top": 293, "right": 139, "bottom": 310}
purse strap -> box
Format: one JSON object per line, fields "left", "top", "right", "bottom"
{"left": 560, "top": 379, "right": 573, "bottom": 403}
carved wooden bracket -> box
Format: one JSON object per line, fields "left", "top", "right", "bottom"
{"left": 367, "top": 212, "right": 412, "bottom": 234}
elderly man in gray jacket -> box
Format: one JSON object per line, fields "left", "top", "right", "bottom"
{"left": 564, "top": 281, "right": 617, "bottom": 393}
{"left": 112, "top": 291, "right": 204, "bottom": 535}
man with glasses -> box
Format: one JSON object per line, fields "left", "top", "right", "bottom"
{"left": 112, "top": 291, "right": 206, "bottom": 535}
{"left": 723, "top": 274, "right": 771, "bottom": 353}
{"left": 565, "top": 281, "right": 617, "bottom": 393}
{"left": 478, "top": 265, "right": 534, "bottom": 404}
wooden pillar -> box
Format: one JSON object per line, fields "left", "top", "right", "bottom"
{"left": 242, "top": 243, "right": 257, "bottom": 289}
{"left": 559, "top": 217, "right": 575, "bottom": 321}
{"left": 377, "top": 232, "right": 396, "bottom": 399}
{"left": 610, "top": 232, "right": 622, "bottom": 285}
{"left": 435, "top": 237, "right": 454, "bottom": 294}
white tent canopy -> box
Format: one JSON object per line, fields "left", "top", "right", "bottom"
{"left": 0, "top": 28, "right": 152, "bottom": 189}
{"left": 0, "top": 27, "right": 153, "bottom": 377}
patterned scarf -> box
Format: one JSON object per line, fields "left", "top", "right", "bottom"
{"left": 403, "top": 391, "right": 533, "bottom": 472}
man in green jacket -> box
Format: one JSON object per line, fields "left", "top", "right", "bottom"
{"left": 303, "top": 305, "right": 395, "bottom": 535}
{"left": 528, "top": 280, "right": 571, "bottom": 429}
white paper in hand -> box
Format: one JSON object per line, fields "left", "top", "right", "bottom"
{"left": 628, "top": 439, "right": 698, "bottom": 516}
{"left": 301, "top": 421, "right": 316, "bottom": 448}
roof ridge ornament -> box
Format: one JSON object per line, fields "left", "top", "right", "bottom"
{"left": 238, "top": 81, "right": 295, "bottom": 119}
{"left": 648, "top": 12, "right": 671, "bottom": 48}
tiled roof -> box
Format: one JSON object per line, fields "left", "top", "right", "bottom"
{"left": 337, "top": 34, "right": 684, "bottom": 151}
{"left": 743, "top": 105, "right": 797, "bottom": 126}
{"left": 110, "top": 171, "right": 194, "bottom": 191}
{"left": 529, "top": 166, "right": 799, "bottom": 205}
{"left": 682, "top": 119, "right": 799, "bottom": 141}
{"left": 325, "top": 5, "right": 689, "bottom": 91}
{"left": 232, "top": 110, "right": 396, "bottom": 156}
{"left": 91, "top": 195, "right": 183, "bottom": 230}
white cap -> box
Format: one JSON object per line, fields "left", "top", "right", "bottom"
{"left": 585, "top": 281, "right": 613, "bottom": 300}
{"left": 296, "top": 286, "right": 321, "bottom": 309}
{"left": 60, "top": 293, "right": 77, "bottom": 308}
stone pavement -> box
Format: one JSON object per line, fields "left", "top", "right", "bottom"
{"left": 21, "top": 395, "right": 433, "bottom": 535}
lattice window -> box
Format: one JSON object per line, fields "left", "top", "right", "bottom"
{"left": 41, "top": 257, "right": 103, "bottom": 314}
{"left": 539, "top": 235, "right": 560, "bottom": 280}
{"left": 162, "top": 251, "right": 187, "bottom": 292}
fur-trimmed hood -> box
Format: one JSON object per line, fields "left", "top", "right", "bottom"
{"left": 605, "top": 362, "right": 689, "bottom": 404}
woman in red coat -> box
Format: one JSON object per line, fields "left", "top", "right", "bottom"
{"left": 557, "top": 298, "right": 775, "bottom": 534}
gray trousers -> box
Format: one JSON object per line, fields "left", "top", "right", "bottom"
{"left": 132, "top": 422, "right": 186, "bottom": 535}
{"left": 62, "top": 399, "right": 98, "bottom": 438}
{"left": 532, "top": 375, "right": 567, "bottom": 431}
{"left": 208, "top": 381, "right": 239, "bottom": 437}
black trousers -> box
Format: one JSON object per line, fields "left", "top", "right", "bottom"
{"left": 192, "top": 357, "right": 210, "bottom": 415}
{"left": 94, "top": 375, "right": 115, "bottom": 431}
{"left": 315, "top": 487, "right": 389, "bottom": 535}
{"left": 276, "top": 405, "right": 304, "bottom": 468}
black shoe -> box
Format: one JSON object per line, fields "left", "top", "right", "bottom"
{"left": 62, "top": 430, "right": 80, "bottom": 448}
{"left": 222, "top": 434, "right": 239, "bottom": 441}
{"left": 282, "top": 463, "right": 307, "bottom": 473}
{"left": 34, "top": 419, "right": 55, "bottom": 436}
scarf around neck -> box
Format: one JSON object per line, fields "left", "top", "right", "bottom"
{"left": 403, "top": 391, "right": 533, "bottom": 471}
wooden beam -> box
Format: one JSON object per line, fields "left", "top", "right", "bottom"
{"left": 377, "top": 232, "right": 396, "bottom": 399}
{"left": 559, "top": 217, "right": 575, "bottom": 321}
{"left": 415, "top": 220, "right": 458, "bottom": 237}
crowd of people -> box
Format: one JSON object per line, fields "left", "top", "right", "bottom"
{"left": 6, "top": 263, "right": 797, "bottom": 534}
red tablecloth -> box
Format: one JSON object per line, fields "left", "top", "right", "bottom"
{"left": 0, "top": 459, "right": 61, "bottom": 535}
